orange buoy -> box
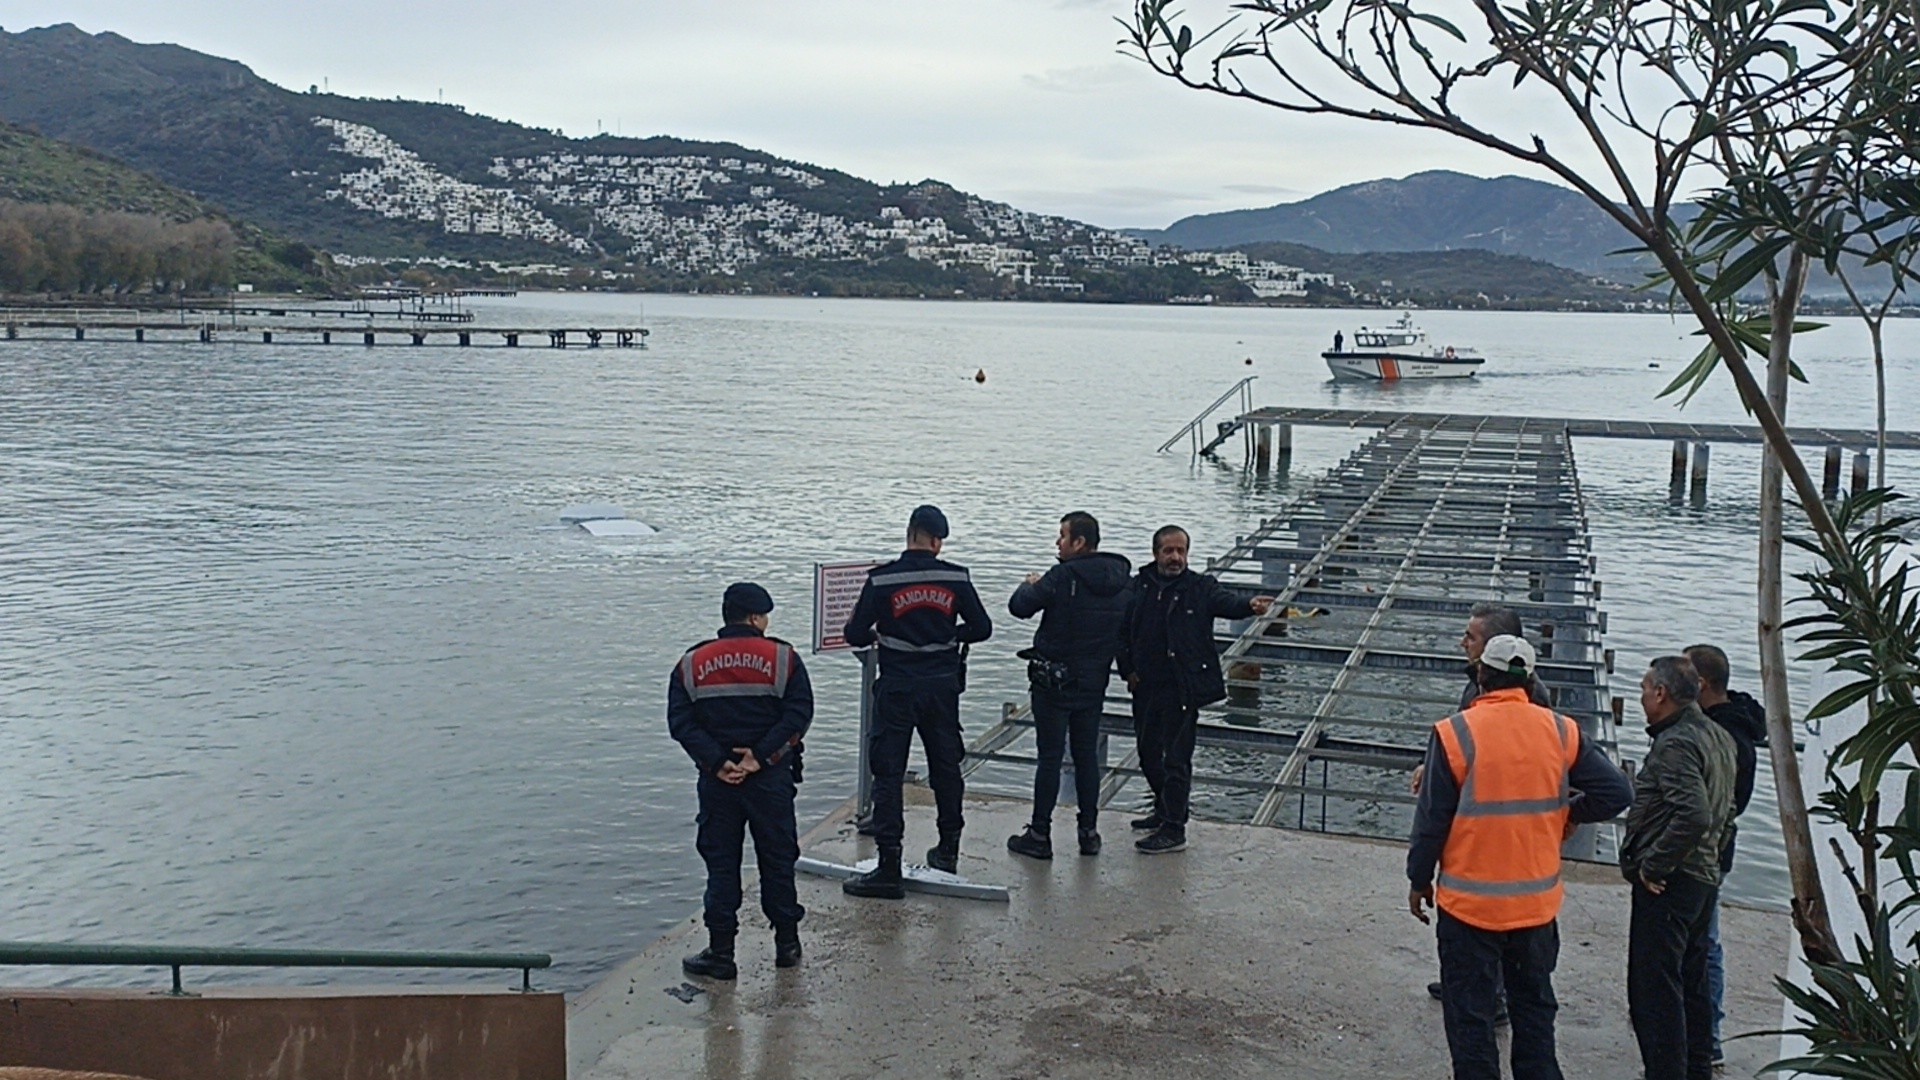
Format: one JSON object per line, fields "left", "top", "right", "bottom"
{"left": 974, "top": 368, "right": 987, "bottom": 384}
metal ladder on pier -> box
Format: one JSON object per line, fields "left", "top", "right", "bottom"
{"left": 1157, "top": 376, "right": 1257, "bottom": 460}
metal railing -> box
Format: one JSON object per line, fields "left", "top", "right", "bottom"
{"left": 0, "top": 941, "right": 553, "bottom": 995}
{"left": 1156, "top": 376, "right": 1257, "bottom": 456}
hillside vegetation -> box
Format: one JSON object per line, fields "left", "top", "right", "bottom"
{"left": 0, "top": 118, "right": 323, "bottom": 292}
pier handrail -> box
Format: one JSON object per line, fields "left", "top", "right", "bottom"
{"left": 1157, "top": 375, "right": 1257, "bottom": 455}
{"left": 0, "top": 940, "right": 553, "bottom": 995}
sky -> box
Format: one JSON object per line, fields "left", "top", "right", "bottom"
{"left": 0, "top": 1, "right": 1594, "bottom": 229}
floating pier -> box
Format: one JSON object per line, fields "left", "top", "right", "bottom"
{"left": 1, "top": 316, "right": 648, "bottom": 348}
{"left": 1230, "top": 405, "right": 1920, "bottom": 504}
{"left": 970, "top": 412, "right": 1618, "bottom": 857}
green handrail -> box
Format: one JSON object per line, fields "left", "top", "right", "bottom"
{"left": 0, "top": 941, "right": 553, "bottom": 995}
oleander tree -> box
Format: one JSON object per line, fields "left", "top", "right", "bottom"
{"left": 1121, "top": 0, "right": 1918, "bottom": 969}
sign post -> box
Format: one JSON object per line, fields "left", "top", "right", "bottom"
{"left": 814, "top": 561, "right": 881, "bottom": 824}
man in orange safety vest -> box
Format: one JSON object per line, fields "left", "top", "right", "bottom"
{"left": 1408, "top": 634, "right": 1632, "bottom": 1080}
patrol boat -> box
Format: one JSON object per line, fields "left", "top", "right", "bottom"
{"left": 1323, "top": 312, "right": 1484, "bottom": 381}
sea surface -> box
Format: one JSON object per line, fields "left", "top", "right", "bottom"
{"left": 1, "top": 294, "right": 1915, "bottom": 992}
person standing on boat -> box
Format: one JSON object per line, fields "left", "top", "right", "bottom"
{"left": 1334, "top": 330, "right": 1344, "bottom": 353}
{"left": 1005, "top": 511, "right": 1132, "bottom": 860}
{"left": 1115, "top": 525, "right": 1274, "bottom": 854}
{"left": 1680, "top": 643, "right": 1766, "bottom": 1069}
{"left": 668, "top": 582, "right": 813, "bottom": 981}
{"left": 841, "top": 505, "right": 993, "bottom": 897}
{"left": 1408, "top": 635, "right": 1632, "bottom": 1080}
{"left": 1622, "top": 656, "right": 1738, "bottom": 1080}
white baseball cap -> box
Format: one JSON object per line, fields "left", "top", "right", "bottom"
{"left": 1482, "top": 634, "right": 1537, "bottom": 676}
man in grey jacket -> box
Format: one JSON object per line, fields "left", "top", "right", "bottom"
{"left": 1622, "top": 656, "right": 1738, "bottom": 1080}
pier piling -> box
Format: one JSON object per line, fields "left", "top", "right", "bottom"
{"left": 1669, "top": 439, "right": 1688, "bottom": 499}
{"left": 1689, "top": 442, "right": 1711, "bottom": 505}
{"left": 1853, "top": 451, "right": 1872, "bottom": 498}
{"left": 1823, "top": 445, "right": 1843, "bottom": 500}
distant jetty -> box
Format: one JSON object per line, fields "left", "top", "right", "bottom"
{"left": 1, "top": 308, "right": 646, "bottom": 348}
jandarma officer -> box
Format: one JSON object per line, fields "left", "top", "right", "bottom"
{"left": 841, "top": 504, "right": 993, "bottom": 898}
{"left": 668, "top": 582, "right": 813, "bottom": 980}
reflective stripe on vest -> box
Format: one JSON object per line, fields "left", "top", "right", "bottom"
{"left": 679, "top": 637, "right": 792, "bottom": 701}
{"left": 868, "top": 569, "right": 972, "bottom": 587}
{"left": 876, "top": 634, "right": 958, "bottom": 653}
{"left": 1432, "top": 691, "right": 1581, "bottom": 931}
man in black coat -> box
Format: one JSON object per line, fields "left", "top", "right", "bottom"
{"left": 840, "top": 504, "right": 993, "bottom": 897}
{"left": 1116, "top": 525, "right": 1273, "bottom": 853}
{"left": 1006, "top": 511, "right": 1132, "bottom": 860}
{"left": 1683, "top": 643, "right": 1767, "bottom": 1067}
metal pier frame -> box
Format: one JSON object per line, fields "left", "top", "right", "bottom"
{"left": 966, "top": 415, "right": 1618, "bottom": 855}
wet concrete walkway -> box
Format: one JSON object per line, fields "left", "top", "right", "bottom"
{"left": 571, "top": 792, "right": 1788, "bottom": 1079}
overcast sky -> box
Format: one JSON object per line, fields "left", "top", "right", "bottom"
{"left": 2, "top": 1, "right": 1589, "bottom": 228}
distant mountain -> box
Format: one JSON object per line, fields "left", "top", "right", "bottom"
{"left": 1233, "top": 241, "right": 1626, "bottom": 308}
{"left": 1132, "top": 171, "right": 1657, "bottom": 280}
{"left": 0, "top": 24, "right": 1195, "bottom": 298}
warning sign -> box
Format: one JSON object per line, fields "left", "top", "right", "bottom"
{"left": 813, "top": 561, "right": 881, "bottom": 653}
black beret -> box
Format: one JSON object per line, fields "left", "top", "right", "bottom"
{"left": 722, "top": 581, "right": 775, "bottom": 615}
{"left": 909, "top": 504, "right": 949, "bottom": 539}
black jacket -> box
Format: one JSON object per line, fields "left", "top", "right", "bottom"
{"left": 667, "top": 625, "right": 813, "bottom": 778}
{"left": 843, "top": 549, "right": 993, "bottom": 681}
{"left": 1009, "top": 551, "right": 1132, "bottom": 697}
{"left": 1621, "top": 703, "right": 1739, "bottom": 887}
{"left": 1705, "top": 690, "right": 1767, "bottom": 871}
{"left": 1115, "top": 566, "right": 1257, "bottom": 707}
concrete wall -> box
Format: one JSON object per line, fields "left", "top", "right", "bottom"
{"left": 0, "top": 989, "right": 564, "bottom": 1080}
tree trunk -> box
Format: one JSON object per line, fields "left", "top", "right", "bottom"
{"left": 1760, "top": 254, "right": 1842, "bottom": 965}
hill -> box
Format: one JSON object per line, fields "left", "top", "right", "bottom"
{"left": 0, "top": 117, "right": 323, "bottom": 291}
{"left": 1235, "top": 241, "right": 1627, "bottom": 309}
{"left": 0, "top": 23, "right": 1691, "bottom": 307}
{"left": 1133, "top": 171, "right": 1657, "bottom": 280}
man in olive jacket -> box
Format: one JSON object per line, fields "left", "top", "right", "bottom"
{"left": 1115, "top": 525, "right": 1272, "bottom": 854}
{"left": 1621, "top": 656, "right": 1738, "bottom": 1080}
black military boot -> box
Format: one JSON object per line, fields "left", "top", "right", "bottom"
{"left": 1130, "top": 812, "right": 1164, "bottom": 831}
{"left": 926, "top": 831, "right": 962, "bottom": 874}
{"left": 842, "top": 845, "right": 906, "bottom": 899}
{"left": 681, "top": 930, "right": 737, "bottom": 981}
{"left": 773, "top": 923, "right": 802, "bottom": 969}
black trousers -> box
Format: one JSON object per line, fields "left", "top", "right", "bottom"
{"left": 695, "top": 766, "right": 802, "bottom": 935}
{"left": 1436, "top": 910, "right": 1562, "bottom": 1080}
{"left": 868, "top": 676, "right": 965, "bottom": 846}
{"left": 1628, "top": 874, "right": 1718, "bottom": 1080}
{"left": 1132, "top": 681, "right": 1199, "bottom": 829}
{"left": 1029, "top": 688, "right": 1103, "bottom": 832}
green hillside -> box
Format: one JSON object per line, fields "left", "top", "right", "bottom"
{"left": 0, "top": 118, "right": 324, "bottom": 292}
{"left": 0, "top": 120, "right": 210, "bottom": 218}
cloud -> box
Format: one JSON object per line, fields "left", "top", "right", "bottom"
{"left": 1021, "top": 63, "right": 1139, "bottom": 93}
{"left": 1222, "top": 183, "right": 1304, "bottom": 197}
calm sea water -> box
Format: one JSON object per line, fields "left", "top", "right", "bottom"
{"left": 1, "top": 295, "right": 1914, "bottom": 991}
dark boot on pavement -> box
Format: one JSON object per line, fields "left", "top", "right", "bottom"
{"left": 682, "top": 930, "right": 738, "bottom": 980}
{"left": 926, "top": 831, "right": 962, "bottom": 874}
{"left": 843, "top": 845, "right": 907, "bottom": 899}
{"left": 1078, "top": 826, "right": 1102, "bottom": 855}
{"left": 1130, "top": 812, "right": 1163, "bottom": 831}
{"left": 1135, "top": 827, "right": 1187, "bottom": 854}
{"left": 1006, "top": 825, "right": 1053, "bottom": 860}
{"left": 773, "top": 923, "right": 802, "bottom": 969}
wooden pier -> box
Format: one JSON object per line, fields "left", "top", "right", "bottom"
{"left": 1, "top": 317, "right": 648, "bottom": 348}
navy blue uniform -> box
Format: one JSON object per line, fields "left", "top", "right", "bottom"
{"left": 842, "top": 549, "right": 993, "bottom": 845}
{"left": 667, "top": 625, "right": 813, "bottom": 935}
